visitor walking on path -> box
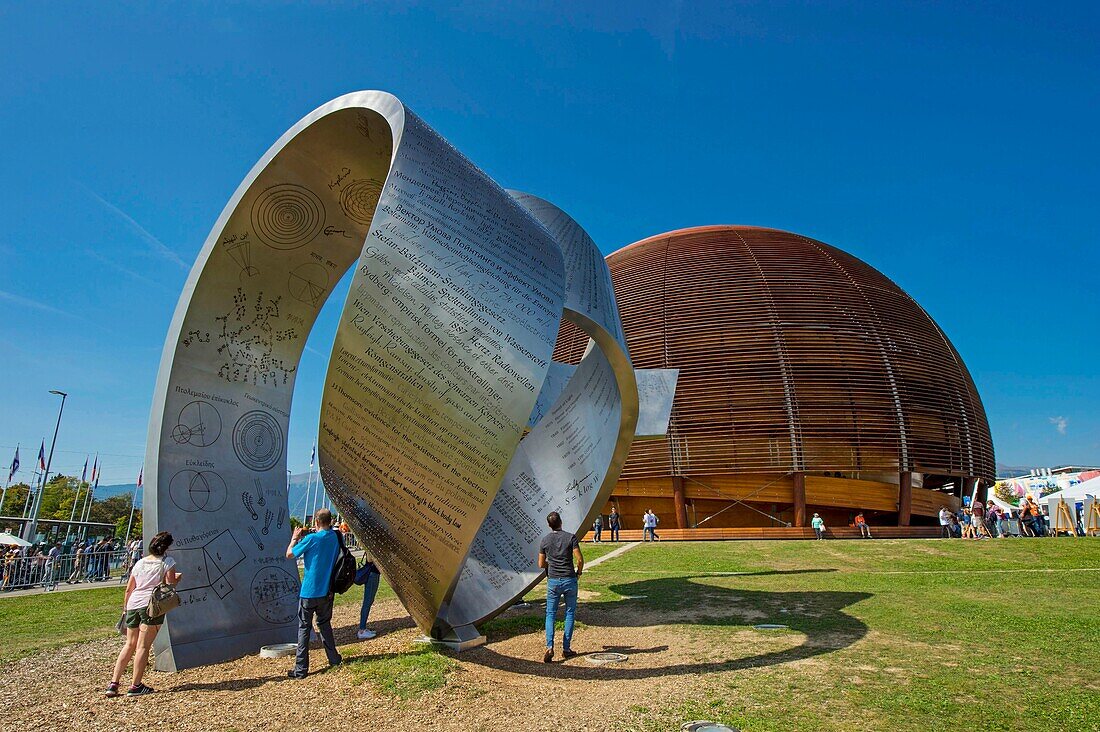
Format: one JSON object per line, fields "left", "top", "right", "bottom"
{"left": 855, "top": 513, "right": 872, "bottom": 539}
{"left": 811, "top": 513, "right": 826, "bottom": 540}
{"left": 592, "top": 513, "right": 603, "bottom": 542}
{"left": 538, "top": 511, "right": 584, "bottom": 663}
{"left": 105, "top": 531, "right": 181, "bottom": 698}
{"left": 642, "top": 510, "right": 660, "bottom": 541}
{"left": 286, "top": 508, "right": 342, "bottom": 679}
{"left": 608, "top": 507, "right": 621, "bottom": 542}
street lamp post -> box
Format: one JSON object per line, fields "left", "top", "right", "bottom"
{"left": 24, "top": 390, "right": 67, "bottom": 542}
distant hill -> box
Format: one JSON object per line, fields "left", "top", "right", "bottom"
{"left": 92, "top": 482, "right": 142, "bottom": 507}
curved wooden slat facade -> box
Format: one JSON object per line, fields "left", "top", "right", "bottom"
{"left": 553, "top": 226, "right": 994, "bottom": 530}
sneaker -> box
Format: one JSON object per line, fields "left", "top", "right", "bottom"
{"left": 543, "top": 647, "right": 554, "bottom": 663}
{"left": 104, "top": 682, "right": 120, "bottom": 698}
{"left": 562, "top": 649, "right": 578, "bottom": 659}
{"left": 126, "top": 683, "right": 155, "bottom": 696}
{"left": 357, "top": 628, "right": 376, "bottom": 639}
{"left": 287, "top": 670, "right": 307, "bottom": 679}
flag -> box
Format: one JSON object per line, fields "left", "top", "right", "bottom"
{"left": 81, "top": 456, "right": 88, "bottom": 483}
{"left": 137, "top": 466, "right": 143, "bottom": 488}
{"left": 90, "top": 454, "right": 98, "bottom": 483}
{"left": 309, "top": 443, "right": 316, "bottom": 468}
{"left": 7, "top": 446, "right": 18, "bottom": 483}
{"left": 37, "top": 440, "right": 46, "bottom": 471}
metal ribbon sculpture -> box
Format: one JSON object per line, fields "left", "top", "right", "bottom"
{"left": 146, "top": 92, "right": 675, "bottom": 670}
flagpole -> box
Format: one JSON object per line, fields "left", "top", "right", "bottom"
{"left": 66, "top": 456, "right": 88, "bottom": 542}
{"left": 305, "top": 463, "right": 315, "bottom": 523}
{"left": 26, "top": 390, "right": 68, "bottom": 542}
{"left": 81, "top": 456, "right": 98, "bottom": 524}
{"left": 22, "top": 469, "right": 36, "bottom": 518}
{"left": 1, "top": 443, "right": 16, "bottom": 515}
{"left": 66, "top": 478, "right": 81, "bottom": 541}
{"left": 303, "top": 443, "right": 316, "bottom": 523}
{"left": 124, "top": 468, "right": 142, "bottom": 542}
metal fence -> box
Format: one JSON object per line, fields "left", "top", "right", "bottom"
{"left": 0, "top": 550, "right": 131, "bottom": 592}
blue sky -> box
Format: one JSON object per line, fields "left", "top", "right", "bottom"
{"left": 1, "top": 1, "right": 1097, "bottom": 485}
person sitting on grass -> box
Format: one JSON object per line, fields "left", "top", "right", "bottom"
{"left": 538, "top": 511, "right": 584, "bottom": 663}
{"left": 106, "top": 531, "right": 182, "bottom": 697}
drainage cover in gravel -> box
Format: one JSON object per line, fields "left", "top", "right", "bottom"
{"left": 681, "top": 721, "right": 739, "bottom": 732}
{"left": 585, "top": 652, "right": 628, "bottom": 665}
{"left": 259, "top": 643, "right": 297, "bottom": 658}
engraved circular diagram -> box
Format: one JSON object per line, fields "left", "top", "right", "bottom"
{"left": 251, "top": 183, "right": 325, "bottom": 250}
{"left": 168, "top": 470, "right": 228, "bottom": 513}
{"left": 171, "top": 400, "right": 222, "bottom": 447}
{"left": 339, "top": 178, "right": 384, "bottom": 226}
{"left": 288, "top": 262, "right": 329, "bottom": 308}
{"left": 232, "top": 410, "right": 284, "bottom": 472}
{"left": 250, "top": 567, "right": 299, "bottom": 625}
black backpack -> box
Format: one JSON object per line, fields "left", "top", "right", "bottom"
{"left": 330, "top": 530, "right": 356, "bottom": 595}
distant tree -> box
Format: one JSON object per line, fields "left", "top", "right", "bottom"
{"left": 0, "top": 482, "right": 31, "bottom": 516}
{"left": 289, "top": 516, "right": 303, "bottom": 530}
{"left": 115, "top": 509, "right": 142, "bottom": 539}
{"left": 88, "top": 494, "right": 133, "bottom": 527}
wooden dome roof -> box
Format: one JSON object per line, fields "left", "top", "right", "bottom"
{"left": 553, "top": 226, "right": 995, "bottom": 482}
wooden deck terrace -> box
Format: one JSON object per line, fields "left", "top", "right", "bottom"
{"left": 586, "top": 526, "right": 943, "bottom": 542}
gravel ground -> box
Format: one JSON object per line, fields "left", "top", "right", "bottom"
{"left": 0, "top": 596, "right": 803, "bottom": 732}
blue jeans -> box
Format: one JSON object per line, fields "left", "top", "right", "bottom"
{"left": 293, "top": 595, "right": 341, "bottom": 676}
{"left": 545, "top": 576, "right": 578, "bottom": 650}
{"left": 359, "top": 568, "right": 381, "bottom": 629}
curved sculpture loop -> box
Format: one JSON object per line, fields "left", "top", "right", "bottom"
{"left": 146, "top": 91, "right": 673, "bottom": 670}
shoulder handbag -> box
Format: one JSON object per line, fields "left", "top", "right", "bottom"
{"left": 148, "top": 559, "right": 181, "bottom": 617}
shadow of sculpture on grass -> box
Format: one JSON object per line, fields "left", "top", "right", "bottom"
{"left": 467, "top": 574, "right": 871, "bottom": 679}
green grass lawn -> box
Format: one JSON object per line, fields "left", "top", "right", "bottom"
{"left": 577, "top": 539, "right": 1100, "bottom": 731}
{"left": 0, "top": 585, "right": 127, "bottom": 665}
{"left": 2, "top": 538, "right": 1097, "bottom": 730}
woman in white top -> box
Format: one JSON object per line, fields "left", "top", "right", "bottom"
{"left": 106, "top": 531, "right": 182, "bottom": 697}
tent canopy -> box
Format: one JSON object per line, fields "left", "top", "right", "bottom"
{"left": 0, "top": 531, "right": 31, "bottom": 547}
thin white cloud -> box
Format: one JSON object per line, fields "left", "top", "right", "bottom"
{"left": 78, "top": 183, "right": 189, "bottom": 270}
{"left": 84, "top": 249, "right": 172, "bottom": 292}
{"left": 0, "top": 288, "right": 79, "bottom": 319}
{"left": 1049, "top": 416, "right": 1068, "bottom": 435}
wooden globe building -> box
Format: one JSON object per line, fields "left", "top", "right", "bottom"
{"left": 553, "top": 226, "right": 995, "bottom": 537}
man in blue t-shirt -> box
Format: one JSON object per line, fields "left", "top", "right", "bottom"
{"left": 286, "top": 508, "right": 342, "bottom": 678}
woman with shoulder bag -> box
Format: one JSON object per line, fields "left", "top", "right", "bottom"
{"left": 105, "top": 531, "right": 182, "bottom": 697}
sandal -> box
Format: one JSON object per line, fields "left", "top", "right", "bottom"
{"left": 127, "top": 683, "right": 155, "bottom": 696}
{"left": 104, "top": 682, "right": 120, "bottom": 698}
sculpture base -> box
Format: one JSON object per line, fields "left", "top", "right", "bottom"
{"left": 415, "top": 624, "right": 486, "bottom": 652}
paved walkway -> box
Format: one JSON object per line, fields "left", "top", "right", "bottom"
{"left": 0, "top": 577, "right": 124, "bottom": 599}
{"left": 585, "top": 541, "right": 640, "bottom": 569}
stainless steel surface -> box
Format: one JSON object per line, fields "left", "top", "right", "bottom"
{"left": 149, "top": 92, "right": 672, "bottom": 667}
{"left": 146, "top": 92, "right": 404, "bottom": 670}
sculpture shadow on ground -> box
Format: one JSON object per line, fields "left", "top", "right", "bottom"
{"left": 466, "top": 572, "right": 871, "bottom": 679}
